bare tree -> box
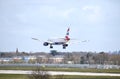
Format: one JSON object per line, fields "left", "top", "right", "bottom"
{"left": 28, "top": 67, "right": 65, "bottom": 79}
{"left": 110, "top": 54, "right": 120, "bottom": 65}
{"left": 28, "top": 67, "right": 50, "bottom": 79}
{"left": 93, "top": 52, "right": 109, "bottom": 64}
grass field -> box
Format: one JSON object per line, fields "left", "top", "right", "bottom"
{"left": 0, "top": 66, "right": 120, "bottom": 73}
{"left": 0, "top": 74, "right": 27, "bottom": 79}
{"left": 0, "top": 74, "right": 120, "bottom": 79}
{"left": 0, "top": 66, "right": 120, "bottom": 79}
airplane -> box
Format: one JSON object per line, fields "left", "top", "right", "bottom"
{"left": 32, "top": 28, "right": 88, "bottom": 49}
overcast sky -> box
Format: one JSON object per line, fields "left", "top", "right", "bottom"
{"left": 0, "top": 0, "right": 120, "bottom": 52}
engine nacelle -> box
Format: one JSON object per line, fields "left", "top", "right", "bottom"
{"left": 63, "top": 44, "right": 68, "bottom": 47}
{"left": 43, "top": 42, "right": 49, "bottom": 46}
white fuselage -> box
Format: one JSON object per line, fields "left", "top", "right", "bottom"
{"left": 47, "top": 38, "right": 67, "bottom": 45}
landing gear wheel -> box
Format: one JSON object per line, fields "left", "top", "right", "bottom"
{"left": 63, "top": 46, "right": 66, "bottom": 49}
{"left": 50, "top": 45, "right": 53, "bottom": 48}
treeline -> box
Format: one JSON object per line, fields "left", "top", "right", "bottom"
{"left": 0, "top": 50, "right": 120, "bottom": 65}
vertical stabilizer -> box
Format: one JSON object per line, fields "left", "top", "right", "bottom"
{"left": 65, "top": 28, "right": 70, "bottom": 41}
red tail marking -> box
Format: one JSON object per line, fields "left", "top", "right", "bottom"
{"left": 65, "top": 27, "right": 70, "bottom": 41}
{"left": 65, "top": 36, "right": 70, "bottom": 41}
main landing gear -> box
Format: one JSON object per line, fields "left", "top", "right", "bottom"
{"left": 63, "top": 46, "right": 66, "bottom": 49}
{"left": 63, "top": 44, "right": 68, "bottom": 49}
{"left": 50, "top": 45, "right": 53, "bottom": 48}
{"left": 49, "top": 44, "right": 68, "bottom": 49}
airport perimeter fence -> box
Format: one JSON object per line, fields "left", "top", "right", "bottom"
{"left": 0, "top": 64, "right": 120, "bottom": 69}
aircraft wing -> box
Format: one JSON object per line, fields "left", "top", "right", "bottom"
{"left": 32, "top": 38, "right": 54, "bottom": 43}
{"left": 66, "top": 39, "right": 89, "bottom": 44}
{"left": 31, "top": 38, "right": 46, "bottom": 43}
{"left": 32, "top": 38, "right": 41, "bottom": 41}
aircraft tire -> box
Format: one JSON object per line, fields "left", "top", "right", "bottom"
{"left": 63, "top": 46, "right": 66, "bottom": 49}
{"left": 50, "top": 45, "right": 53, "bottom": 48}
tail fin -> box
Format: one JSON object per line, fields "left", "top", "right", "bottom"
{"left": 65, "top": 28, "right": 70, "bottom": 41}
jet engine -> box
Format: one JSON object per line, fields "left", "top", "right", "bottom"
{"left": 63, "top": 44, "right": 68, "bottom": 47}
{"left": 43, "top": 42, "right": 49, "bottom": 46}
{"left": 63, "top": 44, "right": 68, "bottom": 49}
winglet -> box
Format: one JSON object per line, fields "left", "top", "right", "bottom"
{"left": 32, "top": 38, "right": 38, "bottom": 40}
